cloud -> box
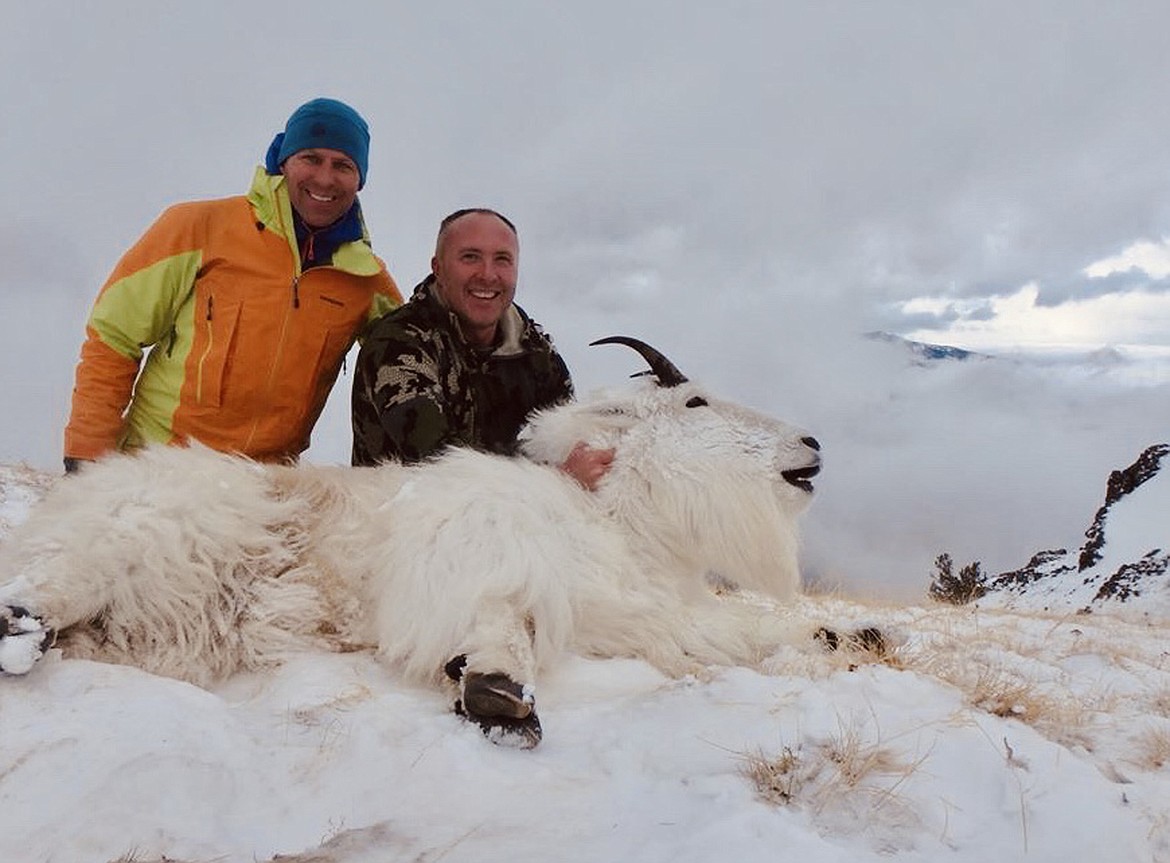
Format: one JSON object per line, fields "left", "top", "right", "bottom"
{"left": 4, "top": 1, "right": 1170, "bottom": 599}
{"left": 907, "top": 284, "right": 1170, "bottom": 351}
{"left": 1090, "top": 238, "right": 1170, "bottom": 274}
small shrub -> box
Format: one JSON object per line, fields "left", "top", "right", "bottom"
{"left": 929, "top": 553, "right": 986, "bottom": 605}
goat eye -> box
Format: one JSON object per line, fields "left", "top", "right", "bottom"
{"left": 685, "top": 396, "right": 708, "bottom": 408}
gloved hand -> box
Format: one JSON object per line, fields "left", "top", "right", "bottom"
{"left": 63, "top": 457, "right": 92, "bottom": 475}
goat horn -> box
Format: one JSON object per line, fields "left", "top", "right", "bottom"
{"left": 589, "top": 336, "right": 689, "bottom": 387}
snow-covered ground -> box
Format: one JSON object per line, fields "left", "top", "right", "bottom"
{"left": 970, "top": 443, "right": 1170, "bottom": 620}
{"left": 1, "top": 465, "right": 1169, "bottom": 862}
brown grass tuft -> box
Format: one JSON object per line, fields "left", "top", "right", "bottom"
{"left": 1130, "top": 725, "right": 1170, "bottom": 771}
{"left": 741, "top": 744, "right": 808, "bottom": 806}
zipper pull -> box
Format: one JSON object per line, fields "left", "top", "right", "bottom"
{"left": 206, "top": 295, "right": 214, "bottom": 321}
{"left": 291, "top": 276, "right": 300, "bottom": 308}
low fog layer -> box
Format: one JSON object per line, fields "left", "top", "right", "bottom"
{"left": 4, "top": 2, "right": 1169, "bottom": 598}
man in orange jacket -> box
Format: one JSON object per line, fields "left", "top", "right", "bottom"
{"left": 63, "top": 98, "right": 402, "bottom": 472}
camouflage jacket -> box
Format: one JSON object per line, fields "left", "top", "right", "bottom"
{"left": 351, "top": 276, "right": 574, "bottom": 465}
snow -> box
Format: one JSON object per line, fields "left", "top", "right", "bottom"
{"left": 1095, "top": 468, "right": 1169, "bottom": 576}
{"left": 1, "top": 471, "right": 1169, "bottom": 862}
{"left": 974, "top": 451, "right": 1170, "bottom": 620}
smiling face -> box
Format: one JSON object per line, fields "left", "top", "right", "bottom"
{"left": 431, "top": 212, "right": 519, "bottom": 348}
{"left": 281, "top": 148, "right": 361, "bottom": 228}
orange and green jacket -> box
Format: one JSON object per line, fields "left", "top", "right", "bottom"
{"left": 64, "top": 167, "right": 403, "bottom": 463}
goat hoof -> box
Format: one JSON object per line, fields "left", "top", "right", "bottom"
{"left": 456, "top": 670, "right": 541, "bottom": 749}
{"left": 815, "top": 626, "right": 887, "bottom": 656}
{"left": 444, "top": 654, "right": 468, "bottom": 682}
{"left": 0, "top": 605, "right": 53, "bottom": 675}
{"left": 852, "top": 626, "right": 887, "bottom": 655}
{"left": 814, "top": 626, "right": 840, "bottom": 651}
{"left": 455, "top": 698, "right": 543, "bottom": 749}
{"left": 462, "top": 671, "right": 534, "bottom": 719}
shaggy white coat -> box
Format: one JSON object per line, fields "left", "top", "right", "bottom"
{"left": 0, "top": 377, "right": 822, "bottom": 693}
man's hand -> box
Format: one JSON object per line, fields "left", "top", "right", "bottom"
{"left": 559, "top": 442, "right": 615, "bottom": 491}
{"left": 63, "top": 457, "right": 92, "bottom": 475}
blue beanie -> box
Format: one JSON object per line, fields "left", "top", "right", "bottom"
{"left": 264, "top": 98, "right": 370, "bottom": 189}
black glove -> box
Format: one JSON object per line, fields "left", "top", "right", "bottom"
{"left": 63, "top": 457, "right": 91, "bottom": 475}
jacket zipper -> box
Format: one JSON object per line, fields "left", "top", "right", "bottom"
{"left": 195, "top": 294, "right": 215, "bottom": 403}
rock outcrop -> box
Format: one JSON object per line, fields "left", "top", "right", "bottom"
{"left": 956, "top": 443, "right": 1169, "bottom": 617}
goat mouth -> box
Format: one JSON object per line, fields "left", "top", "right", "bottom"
{"left": 781, "top": 464, "right": 820, "bottom": 493}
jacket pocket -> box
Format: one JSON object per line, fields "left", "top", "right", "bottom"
{"left": 194, "top": 297, "right": 241, "bottom": 408}
{"left": 301, "top": 320, "right": 357, "bottom": 418}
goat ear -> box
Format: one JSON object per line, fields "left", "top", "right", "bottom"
{"left": 580, "top": 395, "right": 638, "bottom": 424}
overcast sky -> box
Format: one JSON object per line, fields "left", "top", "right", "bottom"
{"left": 2, "top": 2, "right": 1168, "bottom": 597}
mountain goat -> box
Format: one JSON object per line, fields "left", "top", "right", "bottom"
{"left": 0, "top": 338, "right": 854, "bottom": 747}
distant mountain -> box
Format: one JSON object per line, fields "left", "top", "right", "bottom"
{"left": 956, "top": 443, "right": 1170, "bottom": 618}
{"left": 869, "top": 332, "right": 1170, "bottom": 386}
{"left": 864, "top": 331, "right": 985, "bottom": 363}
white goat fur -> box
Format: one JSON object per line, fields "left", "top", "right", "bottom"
{"left": 0, "top": 376, "right": 822, "bottom": 691}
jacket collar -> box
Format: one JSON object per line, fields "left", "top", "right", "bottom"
{"left": 246, "top": 167, "right": 383, "bottom": 276}
{"left": 415, "top": 275, "right": 528, "bottom": 358}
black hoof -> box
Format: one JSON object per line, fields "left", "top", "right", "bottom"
{"left": 455, "top": 699, "right": 543, "bottom": 749}
{"left": 814, "top": 626, "right": 840, "bottom": 651}
{"left": 815, "top": 626, "right": 887, "bottom": 656}
{"left": 462, "top": 671, "right": 533, "bottom": 720}
{"left": 452, "top": 669, "right": 542, "bottom": 749}
{"left": 0, "top": 605, "right": 53, "bottom": 675}
{"left": 852, "top": 626, "right": 886, "bottom": 654}
{"left": 444, "top": 654, "right": 468, "bottom": 681}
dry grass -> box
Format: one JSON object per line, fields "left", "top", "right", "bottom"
{"left": 887, "top": 603, "right": 1122, "bottom": 751}
{"left": 923, "top": 660, "right": 1099, "bottom": 750}
{"left": 1129, "top": 725, "right": 1170, "bottom": 771}
{"left": 289, "top": 682, "right": 373, "bottom": 725}
{"left": 741, "top": 715, "right": 922, "bottom": 814}
{"left": 966, "top": 665, "right": 1055, "bottom": 720}
{"left": 740, "top": 714, "right": 928, "bottom": 855}
{"left": 741, "top": 744, "right": 807, "bottom": 806}
{"left": 819, "top": 718, "right": 920, "bottom": 794}
{"left": 109, "top": 851, "right": 221, "bottom": 855}
{"left": 1145, "top": 687, "right": 1170, "bottom": 718}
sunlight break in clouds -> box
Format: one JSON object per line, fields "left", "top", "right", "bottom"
{"left": 902, "top": 283, "right": 1170, "bottom": 354}
{"left": 901, "top": 238, "right": 1170, "bottom": 354}
{"left": 1085, "top": 236, "right": 1170, "bottom": 279}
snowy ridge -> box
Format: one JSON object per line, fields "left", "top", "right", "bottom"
{"left": 977, "top": 443, "right": 1170, "bottom": 619}
{"left": 868, "top": 331, "right": 1170, "bottom": 386}
{"left": 863, "top": 331, "right": 985, "bottom": 363}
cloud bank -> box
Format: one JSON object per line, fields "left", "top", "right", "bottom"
{"left": 3, "top": 1, "right": 1169, "bottom": 597}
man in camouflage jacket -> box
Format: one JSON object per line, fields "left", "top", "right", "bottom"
{"left": 351, "top": 208, "right": 615, "bottom": 748}
{"left": 350, "top": 208, "right": 575, "bottom": 466}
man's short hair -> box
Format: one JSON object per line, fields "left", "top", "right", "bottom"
{"left": 439, "top": 208, "right": 517, "bottom": 235}
{"left": 436, "top": 209, "right": 519, "bottom": 255}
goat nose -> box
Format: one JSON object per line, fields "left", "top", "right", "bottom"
{"left": 801, "top": 436, "right": 821, "bottom": 451}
